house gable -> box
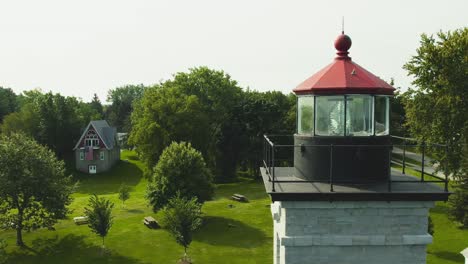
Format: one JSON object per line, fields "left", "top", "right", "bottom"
{"left": 73, "top": 120, "right": 115, "bottom": 150}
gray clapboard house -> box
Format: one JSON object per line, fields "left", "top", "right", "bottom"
{"left": 73, "top": 120, "right": 120, "bottom": 174}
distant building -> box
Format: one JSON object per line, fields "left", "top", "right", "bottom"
{"left": 73, "top": 120, "right": 120, "bottom": 174}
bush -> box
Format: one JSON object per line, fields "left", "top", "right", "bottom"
{"left": 448, "top": 185, "right": 468, "bottom": 228}
{"left": 428, "top": 216, "right": 435, "bottom": 235}
{"left": 448, "top": 138, "right": 468, "bottom": 228}
{"left": 0, "top": 238, "right": 7, "bottom": 264}
{"left": 146, "top": 142, "right": 214, "bottom": 211}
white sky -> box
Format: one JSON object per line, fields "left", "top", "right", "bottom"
{"left": 0, "top": 0, "right": 466, "bottom": 102}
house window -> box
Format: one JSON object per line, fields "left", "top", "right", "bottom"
{"left": 85, "top": 130, "right": 99, "bottom": 147}
{"left": 100, "top": 151, "right": 105, "bottom": 160}
{"left": 80, "top": 151, "right": 84, "bottom": 160}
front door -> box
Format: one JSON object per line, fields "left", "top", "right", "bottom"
{"left": 89, "top": 165, "right": 97, "bottom": 174}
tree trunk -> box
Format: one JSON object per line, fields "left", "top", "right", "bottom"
{"left": 16, "top": 227, "right": 24, "bottom": 247}
{"left": 16, "top": 207, "right": 24, "bottom": 247}
{"left": 101, "top": 237, "right": 105, "bottom": 255}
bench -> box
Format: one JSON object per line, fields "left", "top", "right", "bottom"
{"left": 143, "top": 216, "right": 159, "bottom": 229}
{"left": 73, "top": 216, "right": 89, "bottom": 225}
{"left": 231, "top": 193, "right": 248, "bottom": 202}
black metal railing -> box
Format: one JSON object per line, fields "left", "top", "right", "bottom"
{"left": 262, "top": 135, "right": 450, "bottom": 193}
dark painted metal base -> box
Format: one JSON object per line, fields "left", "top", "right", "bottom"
{"left": 260, "top": 167, "right": 450, "bottom": 202}
{"left": 294, "top": 135, "right": 391, "bottom": 183}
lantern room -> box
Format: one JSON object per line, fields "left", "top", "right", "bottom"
{"left": 293, "top": 33, "right": 395, "bottom": 183}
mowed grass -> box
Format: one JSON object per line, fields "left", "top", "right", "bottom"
{"left": 1, "top": 150, "right": 273, "bottom": 264}
{"left": 1, "top": 152, "right": 466, "bottom": 264}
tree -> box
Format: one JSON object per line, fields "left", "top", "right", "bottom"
{"left": 1, "top": 91, "right": 93, "bottom": 159}
{"left": 118, "top": 184, "right": 131, "bottom": 207}
{"left": 235, "top": 91, "right": 296, "bottom": 177}
{"left": 89, "top": 93, "right": 104, "bottom": 119}
{"left": 160, "top": 194, "right": 202, "bottom": 263}
{"left": 146, "top": 142, "right": 214, "bottom": 211}
{"left": 0, "top": 103, "right": 39, "bottom": 137}
{"left": 84, "top": 194, "right": 114, "bottom": 248}
{"left": 0, "top": 87, "right": 18, "bottom": 123}
{"left": 107, "top": 84, "right": 146, "bottom": 133}
{"left": 170, "top": 67, "right": 243, "bottom": 181}
{"left": 402, "top": 28, "right": 468, "bottom": 176}
{"left": 129, "top": 87, "right": 210, "bottom": 174}
{"left": 0, "top": 133, "right": 73, "bottom": 246}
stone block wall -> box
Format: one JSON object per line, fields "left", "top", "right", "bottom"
{"left": 271, "top": 201, "right": 435, "bottom": 264}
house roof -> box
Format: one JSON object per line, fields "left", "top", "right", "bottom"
{"left": 73, "top": 120, "right": 117, "bottom": 150}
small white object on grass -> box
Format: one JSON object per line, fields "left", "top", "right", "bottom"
{"left": 461, "top": 247, "right": 468, "bottom": 264}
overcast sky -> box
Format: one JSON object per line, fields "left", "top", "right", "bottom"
{"left": 0, "top": 0, "right": 466, "bottom": 102}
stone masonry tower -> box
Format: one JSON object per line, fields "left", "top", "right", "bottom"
{"left": 261, "top": 32, "right": 450, "bottom": 264}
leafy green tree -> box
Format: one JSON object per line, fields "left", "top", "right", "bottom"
{"left": 235, "top": 91, "right": 296, "bottom": 177}
{"left": 118, "top": 184, "right": 131, "bottom": 207}
{"left": 402, "top": 28, "right": 467, "bottom": 176}
{"left": 129, "top": 87, "right": 210, "bottom": 174}
{"left": 0, "top": 133, "right": 74, "bottom": 246}
{"left": 0, "top": 103, "right": 39, "bottom": 137}
{"left": 160, "top": 193, "right": 202, "bottom": 262}
{"left": 0, "top": 87, "right": 18, "bottom": 123}
{"left": 1, "top": 90, "right": 94, "bottom": 158}
{"left": 107, "top": 84, "right": 146, "bottom": 132}
{"left": 169, "top": 67, "right": 243, "bottom": 181}
{"left": 84, "top": 194, "right": 114, "bottom": 248}
{"left": 89, "top": 93, "right": 104, "bottom": 119}
{"left": 146, "top": 142, "right": 214, "bottom": 211}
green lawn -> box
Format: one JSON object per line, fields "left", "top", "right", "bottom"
{"left": 2, "top": 150, "right": 272, "bottom": 264}
{"left": 1, "top": 151, "right": 466, "bottom": 263}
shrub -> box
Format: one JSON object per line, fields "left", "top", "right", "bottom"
{"left": 0, "top": 239, "right": 6, "bottom": 264}
{"left": 146, "top": 142, "right": 214, "bottom": 211}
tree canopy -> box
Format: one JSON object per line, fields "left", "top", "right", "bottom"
{"left": 402, "top": 27, "right": 468, "bottom": 176}
{"left": 106, "top": 84, "right": 146, "bottom": 133}
{"left": 0, "top": 87, "right": 18, "bottom": 123}
{"left": 1, "top": 91, "right": 100, "bottom": 158}
{"left": 146, "top": 142, "right": 214, "bottom": 211}
{"left": 129, "top": 67, "right": 295, "bottom": 181}
{"left": 0, "top": 133, "right": 74, "bottom": 246}
{"left": 129, "top": 87, "right": 210, "bottom": 173}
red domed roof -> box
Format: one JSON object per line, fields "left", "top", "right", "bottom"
{"left": 293, "top": 33, "right": 395, "bottom": 95}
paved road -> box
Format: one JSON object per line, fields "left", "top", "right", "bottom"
{"left": 392, "top": 147, "right": 448, "bottom": 179}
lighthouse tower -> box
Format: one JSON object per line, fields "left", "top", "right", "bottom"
{"left": 261, "top": 33, "right": 449, "bottom": 264}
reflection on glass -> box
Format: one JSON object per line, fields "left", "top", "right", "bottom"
{"left": 346, "top": 95, "right": 373, "bottom": 136}
{"left": 316, "top": 96, "right": 345, "bottom": 136}
{"left": 297, "top": 96, "right": 314, "bottom": 134}
{"left": 375, "top": 96, "right": 389, "bottom": 135}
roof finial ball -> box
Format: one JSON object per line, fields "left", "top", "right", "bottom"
{"left": 334, "top": 33, "right": 352, "bottom": 59}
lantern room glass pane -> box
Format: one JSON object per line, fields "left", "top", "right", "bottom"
{"left": 297, "top": 96, "right": 314, "bottom": 134}
{"left": 375, "top": 96, "right": 389, "bottom": 135}
{"left": 315, "top": 96, "right": 345, "bottom": 136}
{"left": 346, "top": 95, "right": 373, "bottom": 136}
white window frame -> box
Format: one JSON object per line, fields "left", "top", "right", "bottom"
{"left": 100, "top": 151, "right": 105, "bottom": 160}
{"left": 80, "top": 151, "right": 84, "bottom": 160}
{"left": 85, "top": 130, "right": 99, "bottom": 147}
